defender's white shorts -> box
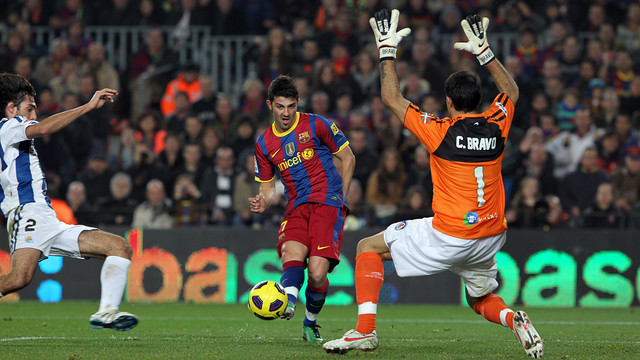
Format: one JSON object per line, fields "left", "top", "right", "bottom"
{"left": 7, "top": 202, "right": 96, "bottom": 260}
{"left": 384, "top": 217, "right": 506, "bottom": 298}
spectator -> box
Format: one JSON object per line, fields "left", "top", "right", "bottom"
{"left": 558, "top": 147, "right": 609, "bottom": 221}
{"left": 407, "top": 40, "right": 445, "bottom": 99}
{"left": 183, "top": 114, "right": 204, "bottom": 145}
{"left": 346, "top": 50, "right": 379, "bottom": 108}
{"left": 109, "top": 126, "right": 137, "bottom": 172}
{"left": 596, "top": 130, "right": 623, "bottom": 175}
{"left": 172, "top": 173, "right": 202, "bottom": 227}
{"left": 212, "top": 96, "right": 237, "bottom": 141}
{"left": 127, "top": 142, "right": 169, "bottom": 202}
{"left": 58, "top": 92, "right": 94, "bottom": 170}
{"left": 48, "top": 59, "right": 79, "bottom": 103}
{"left": 554, "top": 88, "right": 580, "bottom": 131}
{"left": 596, "top": 87, "right": 620, "bottom": 129}
{"left": 77, "top": 73, "right": 114, "bottom": 145}
{"left": 66, "top": 181, "right": 99, "bottom": 226}
{"left": 582, "top": 182, "right": 623, "bottom": 229}
{"left": 157, "top": 132, "right": 184, "bottom": 189}
{"left": 132, "top": 179, "right": 173, "bottom": 229}
{"left": 160, "top": 63, "right": 201, "bottom": 117}
{"left": 610, "top": 146, "right": 640, "bottom": 215}
{"left": 330, "top": 88, "right": 354, "bottom": 131}
{"left": 505, "top": 177, "right": 548, "bottom": 229}
{"left": 200, "top": 126, "right": 221, "bottom": 165}
{"left": 545, "top": 108, "right": 600, "bottom": 179}
{"left": 239, "top": 0, "right": 275, "bottom": 35}
{"left": 34, "top": 38, "right": 71, "bottom": 85}
{"left": 343, "top": 178, "right": 374, "bottom": 231}
{"left": 78, "top": 149, "right": 114, "bottom": 206}
{"left": 405, "top": 144, "right": 433, "bottom": 211}
{"left": 138, "top": 0, "right": 166, "bottom": 26}
{"left": 393, "top": 185, "right": 433, "bottom": 223}
{"left": 292, "top": 38, "right": 321, "bottom": 79}
{"left": 617, "top": 2, "right": 640, "bottom": 53}
{"left": 135, "top": 109, "right": 167, "bottom": 154}
{"left": 600, "top": 49, "right": 635, "bottom": 98}
{"left": 329, "top": 40, "right": 351, "bottom": 81}
{"left": 366, "top": 147, "right": 406, "bottom": 227}
{"left": 513, "top": 25, "right": 543, "bottom": 81}
{"left": 6, "top": 0, "right": 53, "bottom": 27}
{"left": 614, "top": 113, "right": 639, "bottom": 152}
{"left": 620, "top": 76, "right": 640, "bottom": 116}
{"left": 66, "top": 20, "right": 92, "bottom": 62}
{"left": 177, "top": 142, "right": 206, "bottom": 186}
{"left": 557, "top": 34, "right": 581, "bottom": 85}
{"left": 192, "top": 75, "right": 217, "bottom": 123}
{"left": 47, "top": 173, "right": 77, "bottom": 225}
{"left": 165, "top": 91, "right": 192, "bottom": 134}
{"left": 399, "top": 70, "right": 430, "bottom": 105}
{"left": 0, "top": 31, "right": 27, "bottom": 74}
{"left": 348, "top": 128, "right": 378, "bottom": 194}
{"left": 232, "top": 153, "right": 260, "bottom": 227}
{"left": 309, "top": 90, "right": 331, "bottom": 119}
{"left": 78, "top": 42, "right": 120, "bottom": 92}
{"left": 239, "top": 78, "right": 268, "bottom": 122}
{"left": 96, "top": 172, "right": 139, "bottom": 226}
{"left": 199, "top": 146, "right": 236, "bottom": 225}
{"left": 167, "top": 0, "right": 207, "bottom": 49}
{"left": 255, "top": 27, "right": 293, "bottom": 87}
{"left": 228, "top": 115, "right": 256, "bottom": 158}
{"left": 49, "top": 0, "right": 91, "bottom": 30}
{"left": 311, "top": 61, "right": 339, "bottom": 110}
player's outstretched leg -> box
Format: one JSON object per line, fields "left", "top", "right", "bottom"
{"left": 512, "top": 311, "right": 543, "bottom": 358}
{"left": 280, "top": 260, "right": 304, "bottom": 320}
{"left": 324, "top": 251, "right": 384, "bottom": 353}
{"left": 91, "top": 255, "right": 138, "bottom": 331}
{"left": 302, "top": 281, "right": 329, "bottom": 343}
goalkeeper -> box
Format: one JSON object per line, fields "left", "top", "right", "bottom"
{"left": 323, "top": 9, "right": 544, "bottom": 359}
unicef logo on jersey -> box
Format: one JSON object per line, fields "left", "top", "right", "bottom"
{"left": 463, "top": 211, "right": 479, "bottom": 226}
{"left": 395, "top": 221, "right": 407, "bottom": 231}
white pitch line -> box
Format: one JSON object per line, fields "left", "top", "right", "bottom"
{"left": 1, "top": 336, "right": 639, "bottom": 345}
{"left": 7, "top": 315, "right": 640, "bottom": 326}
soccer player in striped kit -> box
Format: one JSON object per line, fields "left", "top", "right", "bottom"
{"left": 250, "top": 75, "right": 355, "bottom": 342}
{"left": 0, "top": 73, "right": 138, "bottom": 331}
{"left": 324, "top": 10, "right": 543, "bottom": 358}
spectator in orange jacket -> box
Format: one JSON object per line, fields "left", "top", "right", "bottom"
{"left": 160, "top": 63, "right": 202, "bottom": 116}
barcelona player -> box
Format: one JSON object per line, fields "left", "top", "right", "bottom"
{"left": 324, "top": 10, "right": 543, "bottom": 358}
{"left": 250, "top": 75, "right": 355, "bottom": 342}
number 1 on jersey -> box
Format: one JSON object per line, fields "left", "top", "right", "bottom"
{"left": 474, "top": 166, "right": 486, "bottom": 207}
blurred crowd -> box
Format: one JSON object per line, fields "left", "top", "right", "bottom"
{"left": 1, "top": 0, "right": 639, "bottom": 231}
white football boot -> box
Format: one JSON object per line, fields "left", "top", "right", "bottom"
{"left": 512, "top": 311, "right": 543, "bottom": 358}
{"left": 280, "top": 305, "right": 295, "bottom": 320}
{"left": 90, "top": 311, "right": 138, "bottom": 331}
{"left": 323, "top": 329, "right": 378, "bottom": 354}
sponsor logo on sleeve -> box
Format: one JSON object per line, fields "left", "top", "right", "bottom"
{"left": 330, "top": 123, "right": 340, "bottom": 135}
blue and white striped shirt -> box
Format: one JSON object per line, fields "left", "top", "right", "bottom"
{"left": 0, "top": 116, "right": 49, "bottom": 216}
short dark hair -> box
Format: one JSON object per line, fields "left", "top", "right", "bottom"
{"left": 0, "top": 73, "right": 36, "bottom": 116}
{"left": 444, "top": 71, "right": 482, "bottom": 113}
{"left": 267, "top": 75, "right": 299, "bottom": 102}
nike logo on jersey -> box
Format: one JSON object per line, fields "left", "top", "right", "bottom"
{"left": 344, "top": 334, "right": 377, "bottom": 342}
{"left": 317, "top": 245, "right": 330, "bottom": 250}
{"left": 271, "top": 149, "right": 280, "bottom": 157}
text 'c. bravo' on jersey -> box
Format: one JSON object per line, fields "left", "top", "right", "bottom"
{"left": 404, "top": 93, "right": 514, "bottom": 239}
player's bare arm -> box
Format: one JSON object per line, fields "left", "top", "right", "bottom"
{"left": 454, "top": 15, "right": 519, "bottom": 104}
{"left": 334, "top": 145, "right": 356, "bottom": 196}
{"left": 369, "top": 9, "right": 411, "bottom": 125}
{"left": 25, "top": 88, "right": 118, "bottom": 139}
{"left": 379, "top": 60, "right": 411, "bottom": 123}
{"left": 485, "top": 60, "right": 519, "bottom": 104}
{"left": 249, "top": 179, "right": 276, "bottom": 214}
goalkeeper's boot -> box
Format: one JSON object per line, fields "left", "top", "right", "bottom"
{"left": 280, "top": 304, "right": 295, "bottom": 320}
{"left": 323, "top": 329, "right": 378, "bottom": 354}
{"left": 90, "top": 311, "right": 138, "bottom": 331}
{"left": 302, "top": 324, "right": 323, "bottom": 343}
{"left": 512, "top": 311, "right": 543, "bottom": 358}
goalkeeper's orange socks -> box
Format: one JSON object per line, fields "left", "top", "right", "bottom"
{"left": 354, "top": 252, "right": 384, "bottom": 334}
{"left": 281, "top": 261, "right": 304, "bottom": 307}
{"left": 472, "top": 293, "right": 514, "bottom": 329}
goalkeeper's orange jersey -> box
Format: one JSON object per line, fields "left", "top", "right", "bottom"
{"left": 404, "top": 93, "right": 514, "bottom": 239}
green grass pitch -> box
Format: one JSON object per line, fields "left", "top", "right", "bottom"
{"left": 1, "top": 301, "right": 639, "bottom": 359}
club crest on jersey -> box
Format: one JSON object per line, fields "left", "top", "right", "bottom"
{"left": 298, "top": 131, "right": 310, "bottom": 143}
{"left": 395, "top": 221, "right": 407, "bottom": 230}
{"left": 463, "top": 211, "right": 479, "bottom": 226}
{"left": 285, "top": 142, "right": 296, "bottom": 156}
{"left": 301, "top": 148, "right": 314, "bottom": 160}
{"left": 330, "top": 122, "right": 340, "bottom": 135}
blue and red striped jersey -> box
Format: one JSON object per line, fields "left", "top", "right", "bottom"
{"left": 254, "top": 112, "right": 349, "bottom": 215}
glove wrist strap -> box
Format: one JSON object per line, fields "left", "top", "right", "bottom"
{"left": 379, "top": 46, "right": 397, "bottom": 60}
{"left": 476, "top": 47, "right": 495, "bottom": 66}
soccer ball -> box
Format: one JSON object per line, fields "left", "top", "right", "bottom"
{"left": 248, "top": 280, "right": 288, "bottom": 320}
